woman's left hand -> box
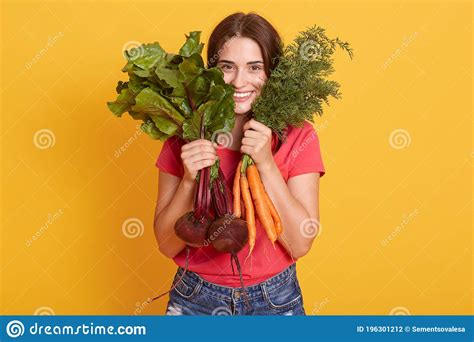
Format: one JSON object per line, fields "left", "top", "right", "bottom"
{"left": 241, "top": 119, "right": 275, "bottom": 169}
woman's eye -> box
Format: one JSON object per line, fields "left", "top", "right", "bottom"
{"left": 250, "top": 65, "right": 263, "bottom": 72}
{"left": 219, "top": 64, "right": 233, "bottom": 71}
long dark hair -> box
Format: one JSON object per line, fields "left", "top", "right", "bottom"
{"left": 207, "top": 12, "right": 283, "bottom": 78}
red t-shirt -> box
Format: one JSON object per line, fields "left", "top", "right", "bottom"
{"left": 155, "top": 121, "right": 325, "bottom": 287}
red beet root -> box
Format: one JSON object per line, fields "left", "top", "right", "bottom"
{"left": 175, "top": 211, "right": 212, "bottom": 248}
{"left": 207, "top": 214, "right": 248, "bottom": 253}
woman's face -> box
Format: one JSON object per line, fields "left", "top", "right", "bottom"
{"left": 216, "top": 37, "right": 267, "bottom": 115}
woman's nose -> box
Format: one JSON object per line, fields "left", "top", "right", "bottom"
{"left": 231, "top": 69, "right": 247, "bottom": 88}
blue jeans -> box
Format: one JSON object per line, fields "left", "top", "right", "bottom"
{"left": 165, "top": 263, "right": 306, "bottom": 315}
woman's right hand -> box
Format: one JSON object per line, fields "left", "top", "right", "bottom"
{"left": 180, "top": 139, "right": 218, "bottom": 181}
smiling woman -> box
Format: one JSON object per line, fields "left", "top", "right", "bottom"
{"left": 154, "top": 12, "right": 326, "bottom": 316}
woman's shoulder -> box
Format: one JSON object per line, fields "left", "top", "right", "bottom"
{"left": 283, "top": 121, "right": 318, "bottom": 145}
{"left": 156, "top": 136, "right": 186, "bottom": 177}
{"left": 161, "top": 135, "right": 186, "bottom": 153}
{"left": 279, "top": 120, "right": 325, "bottom": 177}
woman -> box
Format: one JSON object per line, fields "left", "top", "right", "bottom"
{"left": 154, "top": 12, "right": 325, "bottom": 315}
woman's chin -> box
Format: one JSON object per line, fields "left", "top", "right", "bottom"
{"left": 234, "top": 104, "right": 252, "bottom": 115}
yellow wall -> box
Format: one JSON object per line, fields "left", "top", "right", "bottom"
{"left": 1, "top": 0, "right": 472, "bottom": 315}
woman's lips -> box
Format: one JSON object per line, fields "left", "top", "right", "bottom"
{"left": 233, "top": 91, "right": 254, "bottom": 102}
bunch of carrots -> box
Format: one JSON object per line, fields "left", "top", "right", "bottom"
{"left": 233, "top": 154, "right": 283, "bottom": 259}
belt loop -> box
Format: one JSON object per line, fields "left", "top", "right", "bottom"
{"left": 260, "top": 282, "right": 270, "bottom": 303}
{"left": 230, "top": 288, "right": 237, "bottom": 315}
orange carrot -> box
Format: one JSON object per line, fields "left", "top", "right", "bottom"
{"left": 263, "top": 190, "right": 283, "bottom": 236}
{"left": 246, "top": 164, "right": 277, "bottom": 245}
{"left": 251, "top": 166, "right": 279, "bottom": 239}
{"left": 240, "top": 175, "right": 256, "bottom": 256}
{"left": 233, "top": 160, "right": 242, "bottom": 218}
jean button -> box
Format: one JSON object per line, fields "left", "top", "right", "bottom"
{"left": 234, "top": 291, "right": 241, "bottom": 299}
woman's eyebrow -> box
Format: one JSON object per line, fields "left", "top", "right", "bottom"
{"left": 218, "top": 60, "right": 263, "bottom": 65}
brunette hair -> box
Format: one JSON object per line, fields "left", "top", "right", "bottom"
{"left": 207, "top": 12, "right": 283, "bottom": 77}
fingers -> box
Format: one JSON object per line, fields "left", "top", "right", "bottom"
{"left": 243, "top": 119, "right": 272, "bottom": 135}
{"left": 242, "top": 131, "right": 271, "bottom": 147}
{"left": 241, "top": 120, "right": 273, "bottom": 162}
{"left": 181, "top": 139, "right": 214, "bottom": 152}
{"left": 241, "top": 137, "right": 258, "bottom": 147}
{"left": 181, "top": 139, "right": 218, "bottom": 179}
{"left": 181, "top": 146, "right": 216, "bottom": 160}
{"left": 189, "top": 158, "right": 216, "bottom": 171}
{"left": 181, "top": 140, "right": 217, "bottom": 160}
{"left": 187, "top": 152, "right": 217, "bottom": 164}
{"left": 243, "top": 129, "right": 260, "bottom": 138}
{"left": 240, "top": 145, "right": 252, "bottom": 155}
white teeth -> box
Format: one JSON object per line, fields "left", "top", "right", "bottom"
{"left": 234, "top": 92, "right": 252, "bottom": 98}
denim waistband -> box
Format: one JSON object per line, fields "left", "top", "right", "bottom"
{"left": 173, "top": 263, "right": 297, "bottom": 302}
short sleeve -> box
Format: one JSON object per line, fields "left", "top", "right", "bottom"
{"left": 155, "top": 136, "right": 185, "bottom": 178}
{"left": 288, "top": 122, "right": 326, "bottom": 178}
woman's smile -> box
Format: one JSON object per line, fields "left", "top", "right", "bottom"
{"left": 233, "top": 90, "right": 255, "bottom": 102}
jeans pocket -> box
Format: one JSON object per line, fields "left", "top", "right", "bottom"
{"left": 173, "top": 274, "right": 203, "bottom": 300}
{"left": 262, "top": 275, "right": 302, "bottom": 311}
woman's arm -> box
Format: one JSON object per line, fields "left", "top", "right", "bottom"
{"left": 258, "top": 163, "right": 321, "bottom": 259}
{"left": 153, "top": 172, "right": 193, "bottom": 258}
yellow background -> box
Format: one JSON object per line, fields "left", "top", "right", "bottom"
{"left": 1, "top": 0, "right": 472, "bottom": 315}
